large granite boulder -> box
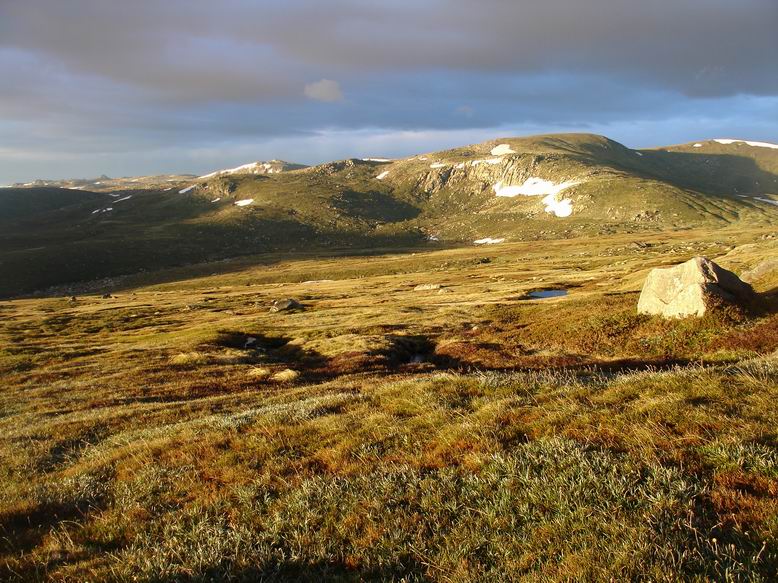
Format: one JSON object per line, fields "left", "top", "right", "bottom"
{"left": 637, "top": 257, "right": 754, "bottom": 318}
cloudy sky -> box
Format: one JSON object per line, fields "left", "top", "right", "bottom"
{"left": 1, "top": 0, "right": 777, "bottom": 183}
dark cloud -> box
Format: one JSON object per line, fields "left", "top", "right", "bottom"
{"left": 0, "top": 0, "right": 776, "bottom": 182}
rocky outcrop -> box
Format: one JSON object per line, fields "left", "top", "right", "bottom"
{"left": 269, "top": 298, "right": 303, "bottom": 313}
{"left": 637, "top": 257, "right": 754, "bottom": 318}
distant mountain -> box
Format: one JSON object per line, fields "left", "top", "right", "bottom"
{"left": 198, "top": 160, "right": 307, "bottom": 179}
{"left": 1, "top": 133, "right": 776, "bottom": 296}
{"left": 8, "top": 174, "right": 197, "bottom": 193}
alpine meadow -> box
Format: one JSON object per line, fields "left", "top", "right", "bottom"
{"left": 1, "top": 2, "right": 777, "bottom": 582}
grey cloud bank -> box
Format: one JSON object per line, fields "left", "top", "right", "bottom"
{"left": 0, "top": 0, "right": 776, "bottom": 182}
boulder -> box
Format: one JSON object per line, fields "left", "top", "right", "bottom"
{"left": 740, "top": 258, "right": 778, "bottom": 285}
{"left": 637, "top": 257, "right": 754, "bottom": 318}
{"left": 269, "top": 298, "right": 303, "bottom": 313}
{"left": 414, "top": 283, "right": 442, "bottom": 291}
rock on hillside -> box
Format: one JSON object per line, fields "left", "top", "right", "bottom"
{"left": 637, "top": 257, "right": 755, "bottom": 318}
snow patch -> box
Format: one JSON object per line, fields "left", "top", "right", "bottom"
{"left": 179, "top": 186, "right": 195, "bottom": 194}
{"left": 635, "top": 151, "right": 644, "bottom": 156}
{"left": 493, "top": 177, "right": 580, "bottom": 198}
{"left": 542, "top": 193, "right": 573, "bottom": 217}
{"left": 114, "top": 195, "right": 132, "bottom": 203}
{"left": 754, "top": 196, "right": 778, "bottom": 207}
{"left": 210, "top": 197, "right": 221, "bottom": 203}
{"left": 693, "top": 143, "right": 703, "bottom": 148}
{"left": 362, "top": 158, "right": 392, "bottom": 162}
{"left": 234, "top": 199, "right": 254, "bottom": 207}
{"left": 493, "top": 177, "right": 580, "bottom": 217}
{"left": 199, "top": 161, "right": 286, "bottom": 179}
{"left": 713, "top": 139, "right": 778, "bottom": 150}
{"left": 430, "top": 163, "right": 447, "bottom": 168}
{"left": 471, "top": 158, "right": 503, "bottom": 166}
{"left": 474, "top": 237, "right": 505, "bottom": 245}
{"left": 490, "top": 144, "right": 516, "bottom": 156}
{"left": 376, "top": 170, "right": 390, "bottom": 180}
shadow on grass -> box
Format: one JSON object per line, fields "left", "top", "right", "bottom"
{"left": 164, "top": 557, "right": 430, "bottom": 582}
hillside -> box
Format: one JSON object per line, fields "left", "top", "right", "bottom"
{"left": 1, "top": 133, "right": 776, "bottom": 297}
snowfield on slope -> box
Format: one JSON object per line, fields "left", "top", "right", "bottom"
{"left": 493, "top": 177, "right": 579, "bottom": 217}
{"left": 490, "top": 144, "right": 516, "bottom": 155}
{"left": 542, "top": 193, "right": 573, "bottom": 217}
{"left": 376, "top": 171, "right": 390, "bottom": 180}
{"left": 179, "top": 186, "right": 195, "bottom": 194}
{"left": 493, "top": 177, "right": 580, "bottom": 198}
{"left": 474, "top": 237, "right": 505, "bottom": 245}
{"left": 713, "top": 139, "right": 778, "bottom": 150}
{"left": 470, "top": 158, "right": 503, "bottom": 166}
{"left": 200, "top": 161, "right": 284, "bottom": 179}
{"left": 234, "top": 199, "right": 254, "bottom": 207}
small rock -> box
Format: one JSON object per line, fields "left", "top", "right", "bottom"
{"left": 272, "top": 369, "right": 300, "bottom": 382}
{"left": 269, "top": 298, "right": 303, "bottom": 313}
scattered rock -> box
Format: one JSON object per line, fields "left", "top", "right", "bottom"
{"left": 272, "top": 369, "right": 300, "bottom": 382}
{"left": 740, "top": 258, "right": 778, "bottom": 284}
{"left": 269, "top": 298, "right": 303, "bottom": 313}
{"left": 637, "top": 257, "right": 755, "bottom": 318}
{"left": 247, "top": 367, "right": 271, "bottom": 379}
{"left": 414, "top": 283, "right": 442, "bottom": 291}
{"left": 101, "top": 293, "right": 113, "bottom": 299}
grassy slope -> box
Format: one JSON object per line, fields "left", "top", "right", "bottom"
{"left": 0, "top": 227, "right": 776, "bottom": 581}
{"left": 2, "top": 134, "right": 777, "bottom": 297}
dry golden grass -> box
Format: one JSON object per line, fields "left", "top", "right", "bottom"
{"left": 0, "top": 226, "right": 776, "bottom": 581}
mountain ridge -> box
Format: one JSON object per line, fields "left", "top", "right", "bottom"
{"left": 1, "top": 132, "right": 776, "bottom": 297}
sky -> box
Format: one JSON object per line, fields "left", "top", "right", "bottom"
{"left": 1, "top": 0, "right": 777, "bottom": 183}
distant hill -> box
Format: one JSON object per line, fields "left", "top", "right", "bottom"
{"left": 1, "top": 133, "right": 776, "bottom": 296}
{"left": 198, "top": 160, "right": 308, "bottom": 179}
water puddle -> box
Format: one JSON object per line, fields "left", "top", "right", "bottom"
{"left": 526, "top": 289, "right": 568, "bottom": 299}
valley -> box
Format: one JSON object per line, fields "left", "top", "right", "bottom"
{"left": 1, "top": 134, "right": 777, "bottom": 581}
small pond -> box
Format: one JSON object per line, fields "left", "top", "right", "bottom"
{"left": 526, "top": 289, "right": 568, "bottom": 299}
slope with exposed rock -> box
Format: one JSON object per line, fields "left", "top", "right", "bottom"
{"left": 1, "top": 133, "right": 776, "bottom": 296}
